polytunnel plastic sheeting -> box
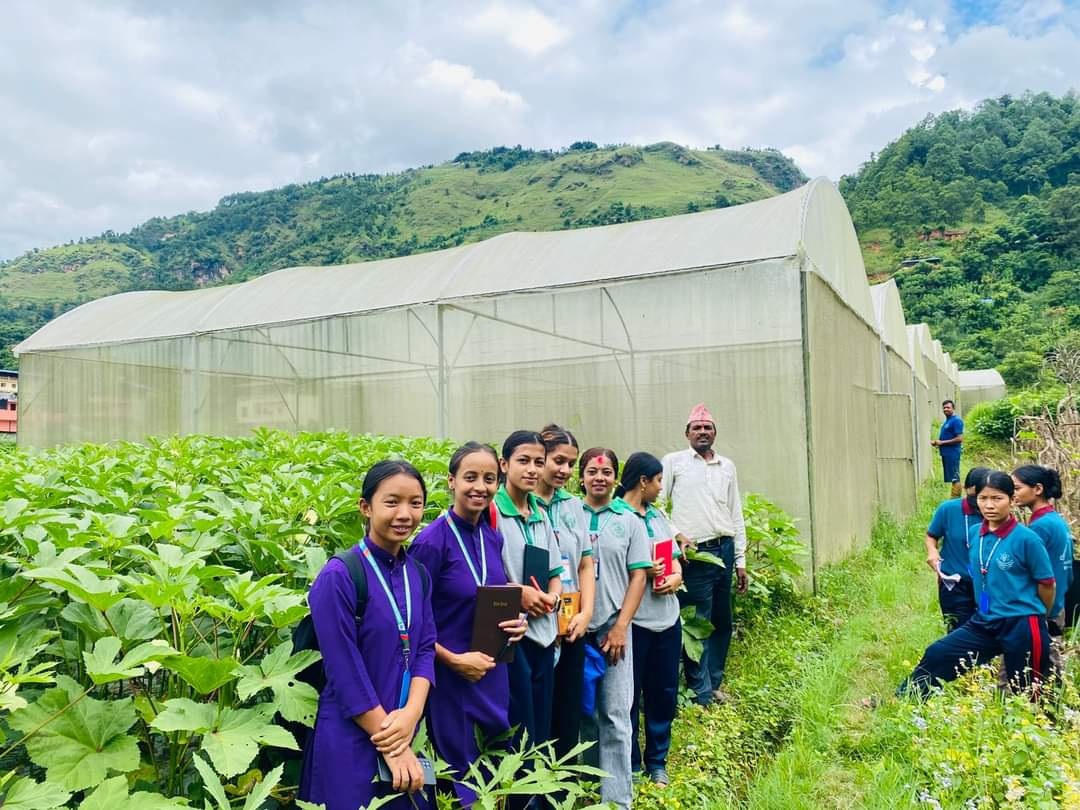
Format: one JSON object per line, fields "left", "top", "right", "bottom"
{"left": 960, "top": 369, "right": 1007, "bottom": 407}
{"left": 876, "top": 392, "right": 917, "bottom": 519}
{"left": 869, "top": 281, "right": 912, "bottom": 366}
{"left": 804, "top": 272, "right": 882, "bottom": 568}
{"left": 15, "top": 178, "right": 873, "bottom": 355}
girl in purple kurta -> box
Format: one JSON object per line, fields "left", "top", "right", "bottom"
{"left": 300, "top": 460, "right": 437, "bottom": 810}
{"left": 409, "top": 442, "right": 526, "bottom": 807}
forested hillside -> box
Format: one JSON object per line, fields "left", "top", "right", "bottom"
{"left": 0, "top": 143, "right": 803, "bottom": 366}
{"left": 840, "top": 92, "right": 1080, "bottom": 384}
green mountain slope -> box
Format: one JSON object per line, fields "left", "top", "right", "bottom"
{"left": 839, "top": 91, "right": 1080, "bottom": 384}
{"left": 0, "top": 142, "right": 804, "bottom": 366}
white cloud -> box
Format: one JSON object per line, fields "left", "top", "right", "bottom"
{"left": 0, "top": 0, "right": 1078, "bottom": 261}
{"left": 468, "top": 4, "right": 569, "bottom": 55}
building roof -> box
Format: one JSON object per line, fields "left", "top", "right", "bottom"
{"left": 959, "top": 368, "right": 1007, "bottom": 391}
{"left": 16, "top": 178, "right": 875, "bottom": 354}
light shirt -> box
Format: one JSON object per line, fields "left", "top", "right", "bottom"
{"left": 616, "top": 498, "right": 682, "bottom": 633}
{"left": 535, "top": 488, "right": 592, "bottom": 593}
{"left": 494, "top": 485, "right": 563, "bottom": 647}
{"left": 661, "top": 447, "right": 747, "bottom": 568}
{"left": 581, "top": 498, "right": 652, "bottom": 633}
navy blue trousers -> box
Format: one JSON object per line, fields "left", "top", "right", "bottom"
{"left": 938, "top": 577, "right": 976, "bottom": 632}
{"left": 551, "top": 636, "right": 585, "bottom": 760}
{"left": 631, "top": 619, "right": 681, "bottom": 773}
{"left": 941, "top": 452, "right": 961, "bottom": 483}
{"left": 508, "top": 637, "right": 555, "bottom": 748}
{"left": 678, "top": 538, "right": 734, "bottom": 702}
{"left": 899, "top": 613, "right": 1050, "bottom": 698}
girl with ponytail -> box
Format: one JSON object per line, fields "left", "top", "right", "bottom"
{"left": 615, "top": 452, "right": 684, "bottom": 786}
{"left": 1013, "top": 464, "right": 1074, "bottom": 637}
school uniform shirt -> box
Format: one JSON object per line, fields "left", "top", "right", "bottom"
{"left": 1029, "top": 506, "right": 1075, "bottom": 618}
{"left": 616, "top": 498, "right": 682, "bottom": 633}
{"left": 966, "top": 517, "right": 1055, "bottom": 622}
{"left": 536, "top": 488, "right": 592, "bottom": 592}
{"left": 408, "top": 510, "right": 510, "bottom": 807}
{"left": 583, "top": 498, "right": 652, "bottom": 633}
{"left": 299, "top": 543, "right": 437, "bottom": 810}
{"left": 938, "top": 414, "right": 964, "bottom": 460}
{"left": 660, "top": 448, "right": 748, "bottom": 568}
{"left": 926, "top": 497, "right": 980, "bottom": 579}
{"left": 494, "top": 485, "right": 563, "bottom": 647}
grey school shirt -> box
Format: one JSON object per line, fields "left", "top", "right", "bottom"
{"left": 582, "top": 498, "right": 652, "bottom": 633}
{"left": 617, "top": 498, "right": 682, "bottom": 633}
{"left": 536, "top": 488, "right": 593, "bottom": 593}
{"left": 494, "top": 485, "right": 563, "bottom": 647}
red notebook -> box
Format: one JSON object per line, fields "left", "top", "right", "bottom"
{"left": 652, "top": 538, "right": 674, "bottom": 590}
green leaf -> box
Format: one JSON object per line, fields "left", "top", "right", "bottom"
{"left": 21, "top": 563, "right": 123, "bottom": 612}
{"left": 201, "top": 704, "right": 297, "bottom": 777}
{"left": 161, "top": 654, "right": 239, "bottom": 695}
{"left": 241, "top": 763, "right": 283, "bottom": 810}
{"left": 7, "top": 675, "right": 139, "bottom": 791}
{"left": 191, "top": 754, "right": 230, "bottom": 810}
{"left": 236, "top": 641, "right": 320, "bottom": 725}
{"left": 295, "top": 802, "right": 326, "bottom": 810}
{"left": 0, "top": 774, "right": 71, "bottom": 810}
{"left": 79, "top": 775, "right": 191, "bottom": 810}
{"left": 83, "top": 637, "right": 178, "bottom": 685}
{"left": 106, "top": 598, "right": 165, "bottom": 642}
{"left": 150, "top": 698, "right": 217, "bottom": 733}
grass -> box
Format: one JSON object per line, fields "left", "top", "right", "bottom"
{"left": 634, "top": 477, "right": 957, "bottom": 810}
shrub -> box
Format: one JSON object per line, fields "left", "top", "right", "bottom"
{"left": 966, "top": 387, "right": 1065, "bottom": 440}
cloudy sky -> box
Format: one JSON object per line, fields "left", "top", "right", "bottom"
{"left": 1, "top": 0, "right": 1078, "bottom": 261}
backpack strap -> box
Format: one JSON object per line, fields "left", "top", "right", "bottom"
{"left": 334, "top": 550, "right": 368, "bottom": 620}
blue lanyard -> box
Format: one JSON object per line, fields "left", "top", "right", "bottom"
{"left": 587, "top": 508, "right": 618, "bottom": 577}
{"left": 444, "top": 512, "right": 488, "bottom": 587}
{"left": 357, "top": 540, "right": 412, "bottom": 663}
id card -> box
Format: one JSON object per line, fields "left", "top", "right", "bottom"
{"left": 398, "top": 670, "right": 411, "bottom": 709}
{"left": 979, "top": 591, "right": 990, "bottom": 614}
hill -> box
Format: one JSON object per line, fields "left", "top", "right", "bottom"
{"left": 0, "top": 142, "right": 805, "bottom": 366}
{"left": 839, "top": 91, "right": 1080, "bottom": 385}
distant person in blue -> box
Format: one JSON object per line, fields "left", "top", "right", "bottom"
{"left": 898, "top": 471, "right": 1055, "bottom": 699}
{"left": 300, "top": 460, "right": 437, "bottom": 810}
{"left": 924, "top": 467, "right": 991, "bottom": 631}
{"left": 931, "top": 399, "right": 965, "bottom": 497}
{"left": 1013, "top": 464, "right": 1074, "bottom": 671}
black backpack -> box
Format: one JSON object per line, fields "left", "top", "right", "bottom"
{"left": 292, "top": 549, "right": 431, "bottom": 692}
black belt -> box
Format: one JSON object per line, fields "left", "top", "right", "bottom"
{"left": 696, "top": 536, "right": 733, "bottom": 549}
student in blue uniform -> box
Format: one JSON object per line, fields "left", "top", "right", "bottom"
{"left": 615, "top": 452, "right": 684, "bottom": 787}
{"left": 1012, "top": 465, "right": 1073, "bottom": 663}
{"left": 494, "top": 430, "right": 563, "bottom": 750}
{"left": 408, "top": 442, "right": 527, "bottom": 807}
{"left": 898, "top": 471, "right": 1055, "bottom": 699}
{"left": 300, "top": 460, "right": 437, "bottom": 810}
{"left": 578, "top": 447, "right": 650, "bottom": 810}
{"left": 924, "top": 466, "right": 991, "bottom": 631}
{"left": 534, "top": 424, "right": 595, "bottom": 760}
{"left": 932, "top": 399, "right": 965, "bottom": 497}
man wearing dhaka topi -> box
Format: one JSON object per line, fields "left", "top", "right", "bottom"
{"left": 661, "top": 404, "right": 748, "bottom": 706}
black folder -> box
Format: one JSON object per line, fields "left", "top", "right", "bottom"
{"left": 470, "top": 585, "right": 522, "bottom": 663}
{"left": 523, "top": 543, "right": 552, "bottom": 591}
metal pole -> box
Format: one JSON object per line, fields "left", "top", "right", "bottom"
{"left": 436, "top": 305, "right": 448, "bottom": 439}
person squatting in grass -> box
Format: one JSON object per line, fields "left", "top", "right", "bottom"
{"left": 1012, "top": 464, "right": 1074, "bottom": 674}
{"left": 616, "top": 451, "right": 685, "bottom": 788}
{"left": 299, "top": 460, "right": 437, "bottom": 810}
{"left": 577, "top": 447, "right": 650, "bottom": 810}
{"left": 931, "top": 399, "right": 965, "bottom": 498}
{"left": 898, "top": 471, "right": 1055, "bottom": 699}
{"left": 408, "top": 442, "right": 528, "bottom": 807}
{"left": 924, "top": 466, "right": 991, "bottom": 632}
{"left": 533, "top": 424, "right": 596, "bottom": 761}
{"left": 492, "top": 430, "right": 564, "bottom": 753}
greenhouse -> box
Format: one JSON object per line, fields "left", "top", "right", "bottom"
{"left": 868, "top": 280, "right": 918, "bottom": 518}
{"left": 959, "top": 368, "right": 1007, "bottom": 407}
{"left": 16, "top": 179, "right": 954, "bottom": 576}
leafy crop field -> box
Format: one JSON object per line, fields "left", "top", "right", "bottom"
{"left": 0, "top": 431, "right": 455, "bottom": 809}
